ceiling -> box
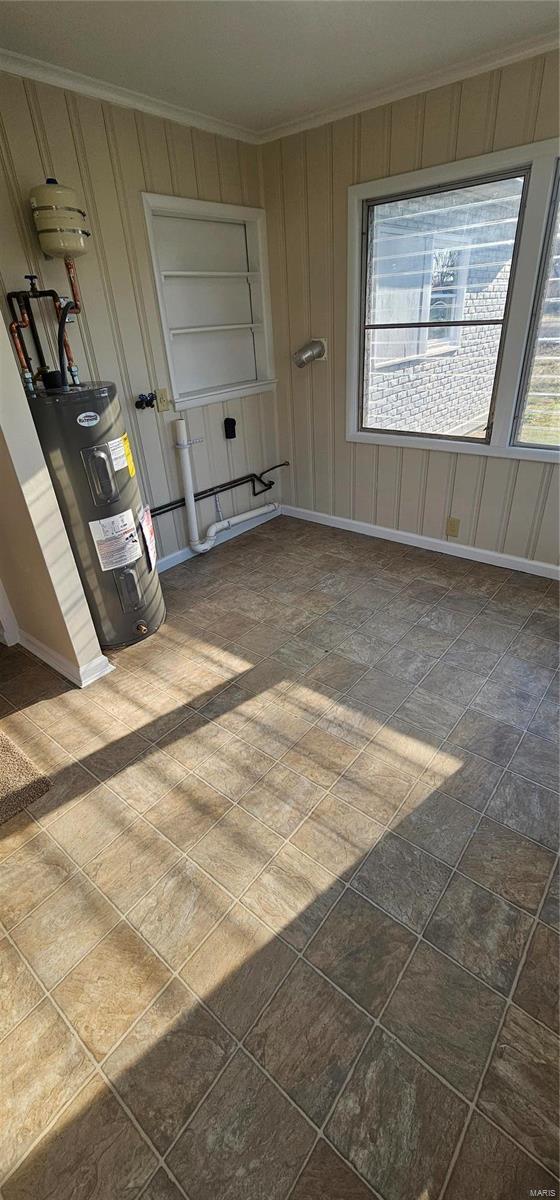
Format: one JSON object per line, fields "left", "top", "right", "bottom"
{"left": 0, "top": 1, "right": 557, "bottom": 141}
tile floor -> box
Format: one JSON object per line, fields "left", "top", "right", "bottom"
{"left": 0, "top": 515, "right": 559, "bottom": 1200}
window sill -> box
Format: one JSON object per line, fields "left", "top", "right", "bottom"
{"left": 373, "top": 345, "right": 459, "bottom": 370}
{"left": 349, "top": 428, "right": 559, "bottom": 463}
{"left": 174, "top": 379, "right": 277, "bottom": 410}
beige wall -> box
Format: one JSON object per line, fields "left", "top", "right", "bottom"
{"left": 0, "top": 71, "right": 279, "bottom": 562}
{"left": 0, "top": 320, "right": 103, "bottom": 673}
{"left": 261, "top": 51, "right": 559, "bottom": 566}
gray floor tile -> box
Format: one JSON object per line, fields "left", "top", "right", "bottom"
{"left": 305, "top": 889, "right": 415, "bottom": 1015}
{"left": 383, "top": 942, "right": 504, "bottom": 1098}
{"left": 471, "top": 680, "right": 540, "bottom": 728}
{"left": 290, "top": 1140, "right": 376, "bottom": 1199}
{"left": 353, "top": 833, "right": 451, "bottom": 932}
{"left": 167, "top": 1050, "right": 314, "bottom": 1199}
{"left": 444, "top": 1111, "right": 558, "bottom": 1200}
{"left": 541, "top": 862, "right": 559, "bottom": 930}
{"left": 447, "top": 710, "right": 522, "bottom": 766}
{"left": 326, "top": 1027, "right": 467, "bottom": 1200}
{"left": 479, "top": 1005, "right": 559, "bottom": 1174}
{"left": 459, "top": 817, "right": 555, "bottom": 913}
{"left": 513, "top": 921, "right": 559, "bottom": 1032}
{"left": 487, "top": 771, "right": 559, "bottom": 850}
{"left": 508, "top": 731, "right": 560, "bottom": 791}
{"left": 396, "top": 687, "right": 466, "bottom": 737}
{"left": 425, "top": 875, "right": 533, "bottom": 994}
{"left": 422, "top": 742, "right": 503, "bottom": 810}
{"left": 391, "top": 783, "right": 479, "bottom": 864}
{"left": 246, "top": 960, "right": 371, "bottom": 1124}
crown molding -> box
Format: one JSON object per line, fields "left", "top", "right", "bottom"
{"left": 0, "top": 33, "right": 557, "bottom": 147}
{"left": 257, "top": 31, "right": 559, "bottom": 141}
{"left": 0, "top": 47, "right": 260, "bottom": 142}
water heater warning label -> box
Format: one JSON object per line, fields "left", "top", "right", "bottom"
{"left": 89, "top": 509, "right": 142, "bottom": 571}
{"left": 108, "top": 433, "right": 136, "bottom": 477}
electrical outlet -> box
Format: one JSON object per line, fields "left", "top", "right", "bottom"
{"left": 155, "top": 387, "right": 171, "bottom": 412}
{"left": 446, "top": 516, "right": 460, "bottom": 537}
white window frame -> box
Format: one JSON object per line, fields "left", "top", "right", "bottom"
{"left": 347, "top": 138, "right": 559, "bottom": 462}
{"left": 143, "top": 193, "right": 276, "bottom": 410}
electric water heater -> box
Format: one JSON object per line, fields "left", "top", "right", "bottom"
{"left": 28, "top": 381, "right": 165, "bottom": 649}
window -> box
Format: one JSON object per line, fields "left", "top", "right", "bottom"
{"left": 362, "top": 174, "right": 525, "bottom": 440}
{"left": 514, "top": 181, "right": 560, "bottom": 448}
{"left": 347, "top": 140, "right": 560, "bottom": 460}
{"left": 143, "top": 194, "right": 275, "bottom": 409}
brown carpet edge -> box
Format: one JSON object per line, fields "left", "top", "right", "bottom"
{"left": 0, "top": 731, "right": 50, "bottom": 824}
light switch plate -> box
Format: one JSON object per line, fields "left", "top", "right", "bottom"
{"left": 155, "top": 387, "right": 171, "bottom": 412}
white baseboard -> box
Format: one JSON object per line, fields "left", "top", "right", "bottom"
{"left": 157, "top": 507, "right": 280, "bottom": 573}
{"left": 19, "top": 631, "right": 114, "bottom": 688}
{"left": 281, "top": 505, "right": 560, "bottom": 580}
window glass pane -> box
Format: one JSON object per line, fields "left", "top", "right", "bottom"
{"left": 363, "top": 325, "right": 501, "bottom": 438}
{"left": 516, "top": 191, "right": 560, "bottom": 448}
{"left": 362, "top": 174, "right": 525, "bottom": 438}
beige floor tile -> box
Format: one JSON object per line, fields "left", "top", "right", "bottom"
{"left": 106, "top": 745, "right": 188, "bottom": 812}
{"left": 291, "top": 794, "right": 383, "bottom": 880}
{"left": 241, "top": 702, "right": 313, "bottom": 759}
{"left": 189, "top": 806, "right": 282, "bottom": 896}
{"left": 368, "top": 717, "right": 443, "bottom": 777}
{"left": 240, "top": 763, "right": 324, "bottom": 837}
{"left": 194, "top": 737, "right": 275, "bottom": 800}
{"left": 0, "top": 810, "right": 40, "bottom": 862}
{"left": 105, "top": 978, "right": 235, "bottom": 1153}
{"left": 128, "top": 857, "right": 232, "bottom": 968}
{"left": 243, "top": 843, "right": 343, "bottom": 950}
{"left": 0, "top": 708, "right": 37, "bottom": 748}
{"left": 1, "top": 1075, "right": 157, "bottom": 1200}
{"left": 0, "top": 832, "right": 76, "bottom": 929}
{"left": 277, "top": 680, "right": 340, "bottom": 722}
{"left": 304, "top": 653, "right": 367, "bottom": 692}
{"left": 53, "top": 921, "right": 171, "bottom": 1060}
{"left": 156, "top": 711, "right": 232, "bottom": 771}
{"left": 24, "top": 752, "right": 98, "bottom": 828}
{"left": 79, "top": 723, "right": 150, "bottom": 782}
{"left": 181, "top": 904, "right": 295, "bottom": 1037}
{"left": 198, "top": 681, "right": 273, "bottom": 734}
{"left": 90, "top": 681, "right": 195, "bottom": 743}
{"left": 84, "top": 819, "right": 181, "bottom": 912}
{"left": 48, "top": 785, "right": 136, "bottom": 866}
{"left": 317, "top": 696, "right": 386, "bottom": 749}
{"left": 281, "top": 727, "right": 357, "bottom": 789}
{"left": 145, "top": 774, "right": 232, "bottom": 850}
{"left": 332, "top": 749, "right": 413, "bottom": 824}
{"left": 0, "top": 998, "right": 92, "bottom": 1178}
{"left": 0, "top": 937, "right": 43, "bottom": 1039}
{"left": 12, "top": 874, "right": 118, "bottom": 989}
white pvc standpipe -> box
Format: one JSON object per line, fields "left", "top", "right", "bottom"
{"left": 175, "top": 418, "right": 278, "bottom": 555}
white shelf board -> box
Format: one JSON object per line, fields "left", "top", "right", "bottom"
{"left": 162, "top": 270, "right": 260, "bottom": 279}
{"left": 174, "top": 377, "right": 277, "bottom": 409}
{"left": 170, "top": 322, "right": 263, "bottom": 336}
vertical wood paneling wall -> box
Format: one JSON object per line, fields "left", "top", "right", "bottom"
{"left": 0, "top": 72, "right": 279, "bottom": 560}
{"left": 261, "top": 51, "right": 559, "bottom": 566}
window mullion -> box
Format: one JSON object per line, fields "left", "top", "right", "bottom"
{"left": 490, "top": 155, "right": 558, "bottom": 448}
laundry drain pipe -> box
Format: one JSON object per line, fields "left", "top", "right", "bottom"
{"left": 175, "top": 418, "right": 279, "bottom": 554}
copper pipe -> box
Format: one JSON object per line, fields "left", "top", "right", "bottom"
{"left": 9, "top": 320, "right": 30, "bottom": 372}
{"left": 64, "top": 256, "right": 82, "bottom": 313}
{"left": 53, "top": 296, "right": 75, "bottom": 367}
